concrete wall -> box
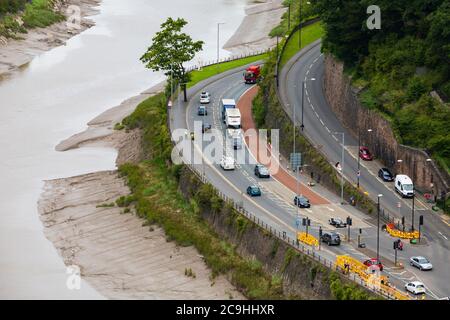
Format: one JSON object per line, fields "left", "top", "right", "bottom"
{"left": 323, "top": 55, "right": 449, "bottom": 198}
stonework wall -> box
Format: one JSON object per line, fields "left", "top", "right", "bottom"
{"left": 323, "top": 55, "right": 449, "bottom": 197}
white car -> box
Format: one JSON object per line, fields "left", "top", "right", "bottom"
{"left": 200, "top": 91, "right": 210, "bottom": 104}
{"left": 220, "top": 156, "right": 235, "bottom": 170}
{"left": 405, "top": 281, "right": 426, "bottom": 295}
{"left": 410, "top": 256, "right": 433, "bottom": 271}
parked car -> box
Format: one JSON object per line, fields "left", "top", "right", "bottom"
{"left": 363, "top": 258, "right": 384, "bottom": 271}
{"left": 197, "top": 105, "right": 207, "bottom": 116}
{"left": 254, "top": 164, "right": 270, "bottom": 178}
{"left": 200, "top": 91, "right": 210, "bottom": 104}
{"left": 410, "top": 256, "right": 433, "bottom": 271}
{"left": 321, "top": 232, "right": 341, "bottom": 246}
{"left": 294, "top": 195, "right": 311, "bottom": 208}
{"left": 220, "top": 156, "right": 235, "bottom": 171}
{"left": 329, "top": 218, "right": 347, "bottom": 228}
{"left": 247, "top": 185, "right": 262, "bottom": 197}
{"left": 405, "top": 281, "right": 426, "bottom": 295}
{"left": 378, "top": 168, "right": 394, "bottom": 182}
{"left": 359, "top": 146, "right": 373, "bottom": 161}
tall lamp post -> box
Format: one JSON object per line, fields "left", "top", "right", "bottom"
{"left": 377, "top": 194, "right": 383, "bottom": 263}
{"left": 298, "top": 1, "right": 311, "bottom": 49}
{"left": 217, "top": 22, "right": 226, "bottom": 65}
{"left": 357, "top": 128, "right": 373, "bottom": 188}
{"left": 334, "top": 132, "right": 345, "bottom": 205}
{"left": 300, "top": 77, "right": 316, "bottom": 131}
{"left": 397, "top": 158, "right": 432, "bottom": 231}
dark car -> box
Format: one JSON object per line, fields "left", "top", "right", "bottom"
{"left": 254, "top": 164, "right": 270, "bottom": 178}
{"left": 378, "top": 168, "right": 394, "bottom": 182}
{"left": 329, "top": 218, "right": 347, "bottom": 228}
{"left": 233, "top": 137, "right": 242, "bottom": 150}
{"left": 321, "top": 232, "right": 341, "bottom": 246}
{"left": 197, "top": 105, "right": 207, "bottom": 116}
{"left": 359, "top": 147, "right": 373, "bottom": 161}
{"left": 294, "top": 195, "right": 311, "bottom": 208}
{"left": 363, "top": 258, "right": 384, "bottom": 271}
{"left": 247, "top": 185, "right": 262, "bottom": 197}
{"left": 201, "top": 123, "right": 211, "bottom": 133}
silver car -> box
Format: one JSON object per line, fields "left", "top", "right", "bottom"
{"left": 410, "top": 256, "right": 433, "bottom": 271}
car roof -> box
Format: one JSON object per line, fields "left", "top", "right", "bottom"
{"left": 410, "top": 281, "right": 424, "bottom": 285}
{"left": 412, "top": 256, "right": 427, "bottom": 260}
{"left": 396, "top": 174, "right": 413, "bottom": 183}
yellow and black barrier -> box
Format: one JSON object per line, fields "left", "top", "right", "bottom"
{"left": 297, "top": 232, "right": 319, "bottom": 247}
{"left": 386, "top": 223, "right": 419, "bottom": 239}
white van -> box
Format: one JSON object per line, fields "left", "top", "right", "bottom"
{"left": 225, "top": 108, "right": 241, "bottom": 129}
{"left": 395, "top": 174, "right": 414, "bottom": 198}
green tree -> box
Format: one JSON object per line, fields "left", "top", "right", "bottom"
{"left": 140, "top": 17, "right": 203, "bottom": 101}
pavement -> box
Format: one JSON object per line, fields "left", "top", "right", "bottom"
{"left": 167, "top": 56, "right": 450, "bottom": 299}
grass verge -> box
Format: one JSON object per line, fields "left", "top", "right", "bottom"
{"left": 280, "top": 22, "right": 324, "bottom": 68}
{"left": 0, "top": 0, "right": 64, "bottom": 38}
{"left": 119, "top": 92, "right": 285, "bottom": 299}
{"left": 188, "top": 53, "right": 268, "bottom": 88}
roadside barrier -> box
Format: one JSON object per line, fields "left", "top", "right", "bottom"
{"left": 336, "top": 255, "right": 410, "bottom": 300}
{"left": 386, "top": 223, "right": 419, "bottom": 239}
{"left": 297, "top": 232, "right": 318, "bottom": 247}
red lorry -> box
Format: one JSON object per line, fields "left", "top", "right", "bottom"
{"left": 243, "top": 65, "right": 261, "bottom": 84}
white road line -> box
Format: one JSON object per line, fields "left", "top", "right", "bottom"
{"left": 438, "top": 232, "right": 448, "bottom": 240}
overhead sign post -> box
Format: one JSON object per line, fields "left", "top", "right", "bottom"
{"left": 290, "top": 153, "right": 302, "bottom": 171}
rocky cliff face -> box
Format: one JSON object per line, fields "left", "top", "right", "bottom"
{"left": 323, "top": 55, "right": 449, "bottom": 198}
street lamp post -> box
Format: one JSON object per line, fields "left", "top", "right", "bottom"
{"left": 377, "top": 194, "right": 383, "bottom": 263}
{"left": 217, "top": 22, "right": 226, "bottom": 65}
{"left": 357, "top": 128, "right": 372, "bottom": 188}
{"left": 397, "top": 158, "right": 432, "bottom": 231}
{"left": 298, "top": 1, "right": 311, "bottom": 49}
{"left": 335, "top": 132, "right": 345, "bottom": 205}
{"left": 300, "top": 78, "right": 316, "bottom": 131}
{"left": 288, "top": 3, "right": 291, "bottom": 31}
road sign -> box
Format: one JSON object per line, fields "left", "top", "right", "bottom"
{"left": 290, "top": 153, "right": 302, "bottom": 170}
{"left": 357, "top": 170, "right": 360, "bottom": 177}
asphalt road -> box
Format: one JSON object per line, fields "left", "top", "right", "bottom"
{"left": 280, "top": 41, "right": 450, "bottom": 298}
{"left": 168, "top": 60, "right": 450, "bottom": 299}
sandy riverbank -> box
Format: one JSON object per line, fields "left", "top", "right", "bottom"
{"left": 0, "top": 0, "right": 101, "bottom": 79}
{"left": 224, "top": 0, "right": 285, "bottom": 54}
{"left": 35, "top": 0, "right": 284, "bottom": 299}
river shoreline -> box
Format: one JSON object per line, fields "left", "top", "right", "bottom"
{"left": 34, "top": 0, "right": 284, "bottom": 299}
{"left": 0, "top": 0, "right": 101, "bottom": 80}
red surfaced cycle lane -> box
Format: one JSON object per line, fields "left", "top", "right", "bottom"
{"left": 237, "top": 85, "right": 329, "bottom": 206}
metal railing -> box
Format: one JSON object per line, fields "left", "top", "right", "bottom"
{"left": 186, "top": 49, "right": 272, "bottom": 73}
{"left": 181, "top": 160, "right": 401, "bottom": 300}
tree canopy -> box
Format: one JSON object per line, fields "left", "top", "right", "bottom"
{"left": 140, "top": 17, "right": 204, "bottom": 97}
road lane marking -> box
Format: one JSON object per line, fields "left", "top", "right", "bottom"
{"left": 438, "top": 232, "right": 448, "bottom": 240}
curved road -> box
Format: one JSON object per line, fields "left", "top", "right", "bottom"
{"left": 169, "top": 59, "right": 449, "bottom": 298}
{"left": 280, "top": 41, "right": 450, "bottom": 298}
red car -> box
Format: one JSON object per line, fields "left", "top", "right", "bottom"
{"left": 363, "top": 258, "right": 383, "bottom": 271}
{"left": 359, "top": 147, "right": 373, "bottom": 161}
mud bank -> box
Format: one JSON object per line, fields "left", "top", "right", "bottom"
{"left": 0, "top": 0, "right": 101, "bottom": 79}
{"left": 39, "top": 87, "right": 243, "bottom": 299}
{"left": 224, "top": 0, "right": 285, "bottom": 54}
